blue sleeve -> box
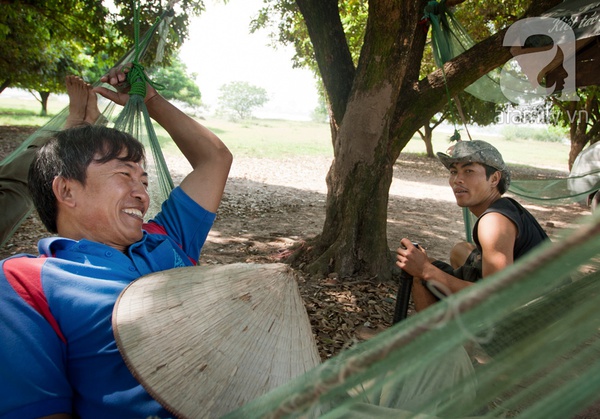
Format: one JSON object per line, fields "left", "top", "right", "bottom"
{"left": 0, "top": 261, "right": 72, "bottom": 418}
{"left": 150, "top": 186, "right": 216, "bottom": 261}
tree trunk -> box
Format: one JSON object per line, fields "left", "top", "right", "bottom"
{"left": 0, "top": 79, "right": 10, "bottom": 94}
{"left": 290, "top": 0, "right": 428, "bottom": 281}
{"left": 301, "top": 90, "right": 398, "bottom": 279}
{"left": 422, "top": 124, "right": 435, "bottom": 157}
{"left": 565, "top": 92, "right": 600, "bottom": 170}
{"left": 39, "top": 91, "right": 50, "bottom": 116}
{"left": 569, "top": 131, "right": 587, "bottom": 171}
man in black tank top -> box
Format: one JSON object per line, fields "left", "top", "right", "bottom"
{"left": 395, "top": 140, "right": 549, "bottom": 312}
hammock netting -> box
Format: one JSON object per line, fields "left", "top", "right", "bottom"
{"left": 222, "top": 210, "right": 600, "bottom": 418}
{"left": 0, "top": 8, "right": 174, "bottom": 246}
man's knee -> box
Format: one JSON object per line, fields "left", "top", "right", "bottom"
{"left": 450, "top": 242, "right": 476, "bottom": 269}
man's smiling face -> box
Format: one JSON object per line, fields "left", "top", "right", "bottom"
{"left": 64, "top": 149, "right": 150, "bottom": 252}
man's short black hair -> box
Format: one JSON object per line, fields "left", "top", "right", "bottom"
{"left": 28, "top": 125, "right": 146, "bottom": 233}
{"left": 483, "top": 164, "right": 508, "bottom": 194}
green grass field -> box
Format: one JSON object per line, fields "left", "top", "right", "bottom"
{"left": 0, "top": 94, "right": 571, "bottom": 172}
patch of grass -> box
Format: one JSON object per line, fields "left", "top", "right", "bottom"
{"left": 0, "top": 95, "right": 65, "bottom": 127}
{"left": 501, "top": 124, "right": 567, "bottom": 143}
{"left": 0, "top": 94, "right": 570, "bottom": 171}
{"left": 201, "top": 117, "right": 333, "bottom": 158}
{"left": 0, "top": 108, "right": 39, "bottom": 116}
{"left": 403, "top": 129, "right": 570, "bottom": 172}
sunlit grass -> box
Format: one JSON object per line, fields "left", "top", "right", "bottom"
{"left": 0, "top": 94, "right": 570, "bottom": 171}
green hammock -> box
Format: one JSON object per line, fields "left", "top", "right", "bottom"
{"left": 424, "top": 0, "right": 509, "bottom": 105}
{"left": 0, "top": 6, "right": 174, "bottom": 246}
{"left": 220, "top": 211, "right": 600, "bottom": 418}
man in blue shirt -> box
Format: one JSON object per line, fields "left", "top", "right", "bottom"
{"left": 0, "top": 65, "right": 233, "bottom": 418}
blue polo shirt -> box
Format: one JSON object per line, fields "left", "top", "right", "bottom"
{"left": 0, "top": 186, "right": 215, "bottom": 419}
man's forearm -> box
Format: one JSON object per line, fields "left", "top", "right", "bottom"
{"left": 144, "top": 93, "right": 232, "bottom": 212}
{"left": 145, "top": 94, "right": 230, "bottom": 169}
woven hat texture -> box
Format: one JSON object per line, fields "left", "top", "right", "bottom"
{"left": 437, "top": 140, "right": 511, "bottom": 186}
{"left": 112, "top": 263, "right": 320, "bottom": 418}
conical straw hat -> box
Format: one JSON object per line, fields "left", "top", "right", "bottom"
{"left": 112, "top": 262, "right": 321, "bottom": 418}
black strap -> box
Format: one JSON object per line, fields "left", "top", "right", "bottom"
{"left": 393, "top": 271, "right": 413, "bottom": 323}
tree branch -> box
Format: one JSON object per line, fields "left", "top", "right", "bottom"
{"left": 296, "top": 0, "right": 355, "bottom": 124}
{"left": 395, "top": 0, "right": 564, "bottom": 138}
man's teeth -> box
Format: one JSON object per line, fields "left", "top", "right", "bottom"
{"left": 123, "top": 209, "right": 143, "bottom": 218}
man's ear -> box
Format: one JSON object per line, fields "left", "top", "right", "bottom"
{"left": 491, "top": 171, "right": 502, "bottom": 187}
{"left": 52, "top": 176, "right": 78, "bottom": 208}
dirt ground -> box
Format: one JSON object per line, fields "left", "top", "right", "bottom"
{"left": 0, "top": 125, "right": 591, "bottom": 360}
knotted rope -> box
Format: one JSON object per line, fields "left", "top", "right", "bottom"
{"left": 124, "top": 0, "right": 166, "bottom": 98}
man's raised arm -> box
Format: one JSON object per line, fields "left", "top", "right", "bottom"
{"left": 145, "top": 94, "right": 232, "bottom": 212}
{"left": 94, "top": 65, "right": 232, "bottom": 213}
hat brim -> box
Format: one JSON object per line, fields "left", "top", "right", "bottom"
{"left": 113, "top": 263, "right": 320, "bottom": 418}
{"left": 436, "top": 151, "right": 464, "bottom": 170}
{"left": 436, "top": 151, "right": 505, "bottom": 172}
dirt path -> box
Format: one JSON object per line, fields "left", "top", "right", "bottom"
{"left": 0, "top": 126, "right": 590, "bottom": 358}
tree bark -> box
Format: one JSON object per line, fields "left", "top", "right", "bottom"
{"left": 295, "top": 0, "right": 355, "bottom": 125}
{"left": 0, "top": 79, "right": 11, "bottom": 94}
{"left": 39, "top": 91, "right": 50, "bottom": 116}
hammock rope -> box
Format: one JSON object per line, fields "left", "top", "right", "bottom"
{"left": 112, "top": 1, "right": 175, "bottom": 218}
{"left": 423, "top": 0, "right": 464, "bottom": 143}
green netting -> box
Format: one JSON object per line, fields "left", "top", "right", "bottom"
{"left": 110, "top": 5, "right": 174, "bottom": 220}
{"left": 509, "top": 141, "right": 600, "bottom": 206}
{"left": 0, "top": 6, "right": 174, "bottom": 246}
{"left": 224, "top": 210, "right": 600, "bottom": 418}
{"left": 424, "top": 0, "right": 508, "bottom": 105}
{"left": 510, "top": 170, "right": 600, "bottom": 204}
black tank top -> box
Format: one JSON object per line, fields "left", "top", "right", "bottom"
{"left": 473, "top": 197, "right": 549, "bottom": 260}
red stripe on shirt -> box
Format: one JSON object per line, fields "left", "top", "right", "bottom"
{"left": 4, "top": 257, "right": 67, "bottom": 344}
{"left": 143, "top": 222, "right": 167, "bottom": 236}
{"left": 143, "top": 222, "right": 197, "bottom": 266}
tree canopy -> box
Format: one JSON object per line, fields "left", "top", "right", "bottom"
{"left": 0, "top": 0, "right": 109, "bottom": 93}
{"left": 148, "top": 55, "right": 202, "bottom": 108}
{"left": 0, "top": 0, "right": 205, "bottom": 113}
{"left": 217, "top": 81, "right": 269, "bottom": 121}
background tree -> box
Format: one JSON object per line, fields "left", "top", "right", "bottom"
{"left": 217, "top": 81, "right": 269, "bottom": 121}
{"left": 418, "top": 93, "right": 503, "bottom": 157}
{"left": 252, "top": 0, "right": 561, "bottom": 281}
{"left": 0, "top": 0, "right": 109, "bottom": 113}
{"left": 0, "top": 0, "right": 204, "bottom": 114}
{"left": 550, "top": 87, "right": 600, "bottom": 170}
{"left": 148, "top": 55, "right": 202, "bottom": 109}
{"left": 311, "top": 93, "right": 329, "bottom": 123}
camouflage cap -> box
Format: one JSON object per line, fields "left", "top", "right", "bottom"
{"left": 437, "top": 140, "right": 511, "bottom": 187}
